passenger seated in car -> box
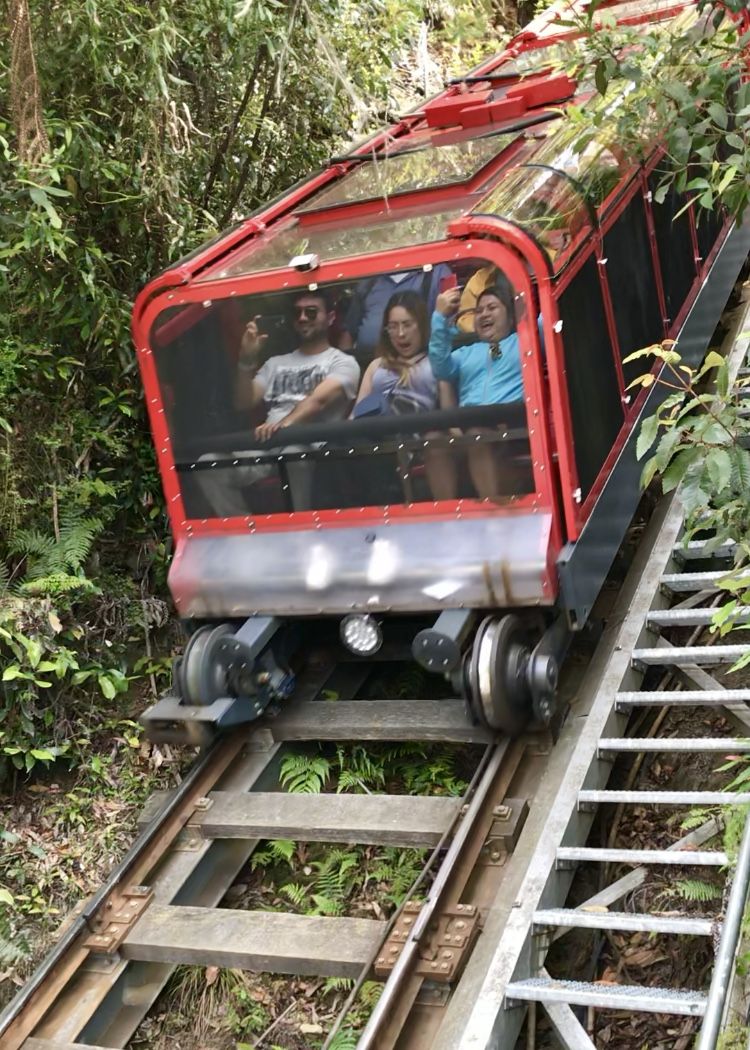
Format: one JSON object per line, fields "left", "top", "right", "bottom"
{"left": 352, "top": 290, "right": 457, "bottom": 501}
{"left": 339, "top": 265, "right": 451, "bottom": 359}
{"left": 353, "top": 291, "right": 450, "bottom": 416}
{"left": 429, "top": 275, "right": 523, "bottom": 499}
{"left": 200, "top": 289, "right": 360, "bottom": 514}
{"left": 236, "top": 289, "right": 360, "bottom": 439}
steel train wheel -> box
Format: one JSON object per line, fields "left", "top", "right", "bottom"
{"left": 467, "top": 614, "right": 533, "bottom": 736}
{"left": 177, "top": 623, "right": 234, "bottom": 706}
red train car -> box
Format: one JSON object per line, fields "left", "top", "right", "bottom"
{"left": 133, "top": 0, "right": 750, "bottom": 742}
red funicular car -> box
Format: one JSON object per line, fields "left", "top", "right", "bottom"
{"left": 133, "top": 0, "right": 750, "bottom": 743}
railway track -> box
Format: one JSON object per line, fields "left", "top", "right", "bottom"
{"left": 2, "top": 295, "right": 750, "bottom": 1049}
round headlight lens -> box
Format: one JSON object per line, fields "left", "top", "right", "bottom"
{"left": 340, "top": 614, "right": 383, "bottom": 656}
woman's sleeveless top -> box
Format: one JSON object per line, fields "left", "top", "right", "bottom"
{"left": 370, "top": 355, "right": 438, "bottom": 415}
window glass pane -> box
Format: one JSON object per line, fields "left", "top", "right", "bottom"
{"left": 476, "top": 163, "right": 591, "bottom": 266}
{"left": 557, "top": 255, "right": 624, "bottom": 497}
{"left": 603, "top": 196, "right": 663, "bottom": 387}
{"left": 150, "top": 259, "right": 539, "bottom": 519}
{"left": 647, "top": 171, "right": 696, "bottom": 324}
{"left": 297, "top": 133, "right": 519, "bottom": 213}
{"left": 202, "top": 199, "right": 481, "bottom": 281}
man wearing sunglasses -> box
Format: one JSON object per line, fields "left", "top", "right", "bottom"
{"left": 236, "top": 289, "right": 360, "bottom": 442}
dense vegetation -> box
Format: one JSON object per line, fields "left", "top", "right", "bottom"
{"left": 0, "top": 0, "right": 513, "bottom": 783}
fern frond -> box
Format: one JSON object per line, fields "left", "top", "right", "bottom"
{"left": 58, "top": 515, "right": 102, "bottom": 571}
{"left": 20, "top": 573, "right": 95, "bottom": 596}
{"left": 680, "top": 807, "right": 716, "bottom": 831}
{"left": 323, "top": 977, "right": 354, "bottom": 994}
{"left": 280, "top": 883, "right": 308, "bottom": 909}
{"left": 268, "top": 839, "right": 296, "bottom": 862}
{"left": 674, "top": 878, "right": 722, "bottom": 902}
{"left": 311, "top": 893, "right": 343, "bottom": 916}
{"left": 279, "top": 753, "right": 331, "bottom": 794}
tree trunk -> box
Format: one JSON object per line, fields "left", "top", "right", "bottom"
{"left": 8, "top": 0, "right": 49, "bottom": 165}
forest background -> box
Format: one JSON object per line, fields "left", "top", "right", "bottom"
{"left": 0, "top": 0, "right": 518, "bottom": 776}
{"left": 0, "top": 0, "right": 519, "bottom": 994}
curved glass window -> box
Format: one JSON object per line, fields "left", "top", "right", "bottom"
{"left": 473, "top": 116, "right": 639, "bottom": 266}
{"left": 202, "top": 198, "right": 482, "bottom": 282}
{"left": 476, "top": 163, "right": 592, "bottom": 265}
{"left": 297, "top": 132, "right": 519, "bottom": 213}
{"left": 151, "top": 257, "right": 539, "bottom": 518}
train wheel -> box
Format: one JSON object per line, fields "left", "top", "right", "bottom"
{"left": 177, "top": 623, "right": 234, "bottom": 705}
{"left": 467, "top": 614, "right": 533, "bottom": 736}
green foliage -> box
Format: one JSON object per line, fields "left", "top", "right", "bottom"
{"left": 717, "top": 1022, "right": 750, "bottom": 1050}
{"left": 674, "top": 878, "right": 723, "bottom": 903}
{"left": 630, "top": 343, "right": 750, "bottom": 646}
{"left": 0, "top": 0, "right": 461, "bottom": 784}
{"left": 553, "top": 0, "right": 750, "bottom": 221}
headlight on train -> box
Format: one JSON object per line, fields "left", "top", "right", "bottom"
{"left": 340, "top": 614, "right": 383, "bottom": 656}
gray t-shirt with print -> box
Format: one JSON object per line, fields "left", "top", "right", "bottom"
{"left": 256, "top": 347, "right": 360, "bottom": 425}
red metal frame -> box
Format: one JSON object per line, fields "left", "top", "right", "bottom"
{"left": 134, "top": 238, "right": 560, "bottom": 545}
{"left": 133, "top": 0, "right": 732, "bottom": 585}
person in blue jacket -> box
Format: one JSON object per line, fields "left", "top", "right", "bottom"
{"left": 429, "top": 274, "right": 524, "bottom": 499}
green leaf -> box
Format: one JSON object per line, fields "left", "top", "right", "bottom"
{"left": 594, "top": 60, "right": 608, "bottom": 95}
{"left": 29, "top": 186, "right": 48, "bottom": 208}
{"left": 636, "top": 414, "right": 659, "bottom": 460}
{"left": 640, "top": 456, "right": 659, "bottom": 489}
{"left": 707, "top": 449, "right": 732, "bottom": 493}
{"left": 662, "top": 448, "right": 699, "bottom": 493}
{"left": 0, "top": 888, "right": 14, "bottom": 907}
{"left": 2, "top": 666, "right": 21, "bottom": 681}
{"left": 99, "top": 675, "right": 116, "bottom": 700}
{"left": 708, "top": 102, "right": 728, "bottom": 128}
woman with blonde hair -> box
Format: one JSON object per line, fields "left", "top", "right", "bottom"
{"left": 352, "top": 289, "right": 456, "bottom": 498}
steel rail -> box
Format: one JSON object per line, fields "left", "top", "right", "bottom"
{"left": 0, "top": 734, "right": 244, "bottom": 1049}
{"left": 356, "top": 739, "right": 511, "bottom": 1050}
{"left": 695, "top": 809, "right": 750, "bottom": 1050}
{"left": 322, "top": 740, "right": 497, "bottom": 1050}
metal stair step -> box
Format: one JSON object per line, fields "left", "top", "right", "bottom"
{"left": 139, "top": 790, "right": 461, "bottom": 847}
{"left": 533, "top": 907, "right": 716, "bottom": 936}
{"left": 660, "top": 570, "right": 749, "bottom": 592}
{"left": 673, "top": 539, "right": 736, "bottom": 560}
{"left": 617, "top": 689, "right": 750, "bottom": 707}
{"left": 598, "top": 737, "right": 750, "bottom": 753}
{"left": 556, "top": 847, "right": 728, "bottom": 867}
{"left": 632, "top": 645, "right": 750, "bottom": 667}
{"left": 647, "top": 607, "right": 750, "bottom": 628}
{"left": 579, "top": 789, "right": 750, "bottom": 806}
{"left": 123, "top": 904, "right": 385, "bottom": 978}
{"left": 269, "top": 699, "right": 491, "bottom": 743}
{"left": 504, "top": 977, "right": 707, "bottom": 1016}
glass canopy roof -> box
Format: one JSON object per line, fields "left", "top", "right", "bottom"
{"left": 296, "top": 131, "right": 519, "bottom": 213}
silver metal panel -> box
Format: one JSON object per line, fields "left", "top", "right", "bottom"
{"left": 557, "top": 847, "right": 728, "bottom": 866}
{"left": 598, "top": 737, "right": 750, "bottom": 752}
{"left": 660, "top": 570, "right": 750, "bottom": 592}
{"left": 673, "top": 540, "right": 736, "bottom": 560}
{"left": 168, "top": 512, "right": 554, "bottom": 617}
{"left": 441, "top": 495, "right": 686, "bottom": 1050}
{"left": 617, "top": 689, "right": 750, "bottom": 706}
{"left": 648, "top": 607, "right": 750, "bottom": 627}
{"left": 533, "top": 908, "right": 715, "bottom": 936}
{"left": 632, "top": 645, "right": 749, "bottom": 666}
{"left": 505, "top": 978, "right": 706, "bottom": 1016}
{"left": 579, "top": 789, "right": 750, "bottom": 805}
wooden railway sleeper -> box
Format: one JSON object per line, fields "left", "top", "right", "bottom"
{"left": 374, "top": 902, "right": 481, "bottom": 983}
